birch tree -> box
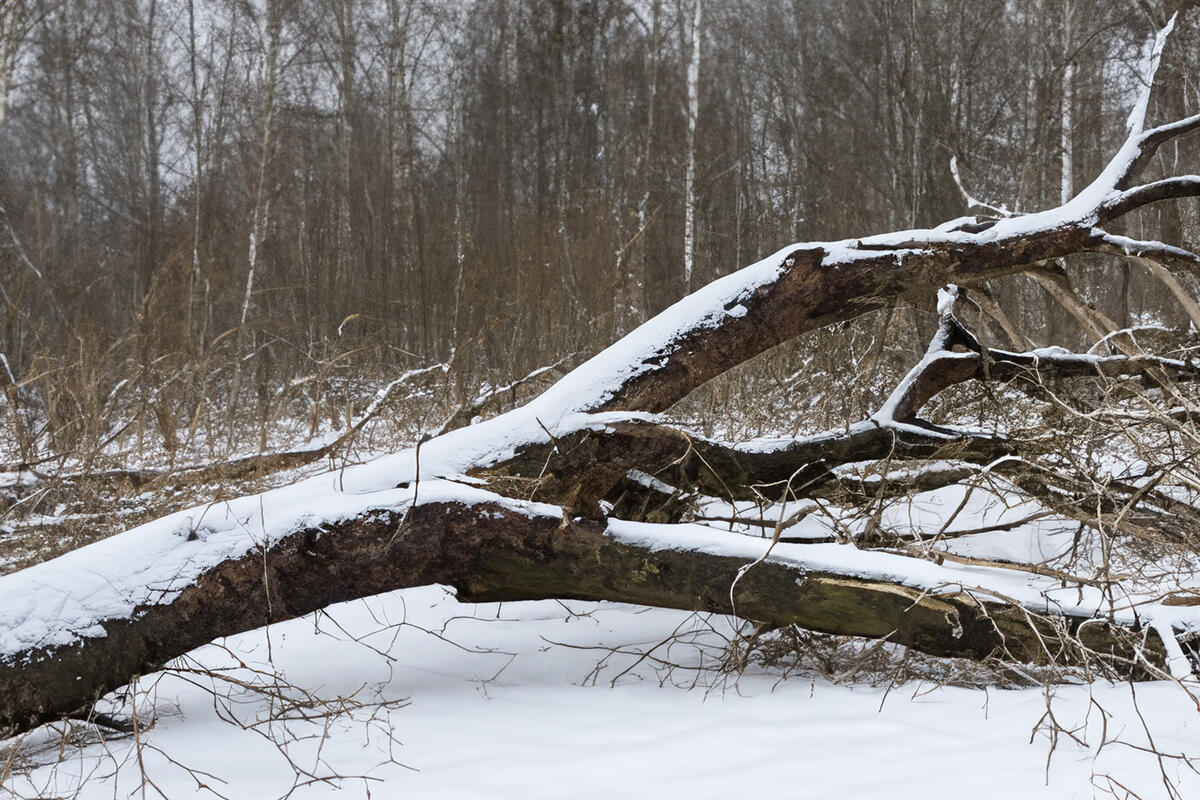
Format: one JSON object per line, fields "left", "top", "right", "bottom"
{"left": 682, "top": 0, "right": 701, "bottom": 292}
{"left": 230, "top": 0, "right": 285, "bottom": 429}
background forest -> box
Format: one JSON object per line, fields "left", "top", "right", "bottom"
{"left": 0, "top": 0, "right": 1198, "bottom": 558}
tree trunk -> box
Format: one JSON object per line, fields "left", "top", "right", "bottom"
{"left": 0, "top": 498, "right": 1164, "bottom": 735}
{"left": 682, "top": 0, "right": 702, "bottom": 293}
{"left": 230, "top": 0, "right": 283, "bottom": 431}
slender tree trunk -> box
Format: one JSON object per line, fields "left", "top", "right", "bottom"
{"left": 139, "top": 0, "right": 162, "bottom": 303}
{"left": 231, "top": 0, "right": 282, "bottom": 432}
{"left": 385, "top": 0, "right": 410, "bottom": 348}
{"left": 682, "top": 0, "right": 701, "bottom": 293}
{"left": 636, "top": 0, "right": 660, "bottom": 318}
{"left": 1060, "top": 0, "right": 1075, "bottom": 205}
{"left": 337, "top": 0, "right": 356, "bottom": 297}
{"left": 0, "top": 0, "right": 29, "bottom": 130}
{"left": 186, "top": 0, "right": 204, "bottom": 351}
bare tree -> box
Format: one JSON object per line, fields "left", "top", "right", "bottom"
{"left": 0, "top": 0, "right": 33, "bottom": 129}
{"left": 229, "top": 0, "right": 286, "bottom": 431}
{"left": 682, "top": 0, "right": 700, "bottom": 292}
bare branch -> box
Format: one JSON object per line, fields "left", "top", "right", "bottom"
{"left": 1100, "top": 176, "right": 1200, "bottom": 221}
{"left": 1116, "top": 113, "right": 1200, "bottom": 191}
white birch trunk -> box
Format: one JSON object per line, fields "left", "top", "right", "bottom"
{"left": 230, "top": 0, "right": 282, "bottom": 428}
{"left": 1060, "top": 0, "right": 1074, "bottom": 206}
{"left": 682, "top": 0, "right": 701, "bottom": 293}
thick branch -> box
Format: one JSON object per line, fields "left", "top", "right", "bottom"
{"left": 1100, "top": 175, "right": 1200, "bottom": 221}
{"left": 586, "top": 229, "right": 1098, "bottom": 414}
{"left": 1115, "top": 114, "right": 1200, "bottom": 191}
{"left": 480, "top": 306, "right": 1200, "bottom": 512}
{"left": 478, "top": 416, "right": 1013, "bottom": 510}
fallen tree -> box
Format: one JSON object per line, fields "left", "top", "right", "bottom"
{"left": 3, "top": 18, "right": 1200, "bottom": 737}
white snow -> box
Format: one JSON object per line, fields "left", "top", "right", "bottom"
{"left": 0, "top": 479, "right": 555, "bottom": 658}
{"left": 0, "top": 471, "right": 36, "bottom": 489}
{"left": 6, "top": 587, "right": 1200, "bottom": 800}
{"left": 937, "top": 284, "right": 960, "bottom": 316}
{"left": 1126, "top": 17, "right": 1175, "bottom": 137}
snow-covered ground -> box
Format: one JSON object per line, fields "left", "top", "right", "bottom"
{"left": 5, "top": 585, "right": 1199, "bottom": 800}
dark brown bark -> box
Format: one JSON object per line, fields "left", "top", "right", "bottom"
{"left": 477, "top": 316, "right": 1200, "bottom": 513}
{"left": 592, "top": 228, "right": 1099, "bottom": 414}
{"left": 477, "top": 416, "right": 1014, "bottom": 511}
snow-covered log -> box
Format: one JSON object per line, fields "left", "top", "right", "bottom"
{"left": 0, "top": 489, "right": 1167, "bottom": 735}
{"left": 3, "top": 17, "right": 1200, "bottom": 739}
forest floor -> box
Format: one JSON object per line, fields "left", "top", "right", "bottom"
{"left": 3, "top": 585, "right": 1199, "bottom": 799}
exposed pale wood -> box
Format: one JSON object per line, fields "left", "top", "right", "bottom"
{"left": 1033, "top": 269, "right": 1118, "bottom": 344}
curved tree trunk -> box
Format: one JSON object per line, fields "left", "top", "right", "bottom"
{"left": 0, "top": 498, "right": 1164, "bottom": 735}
